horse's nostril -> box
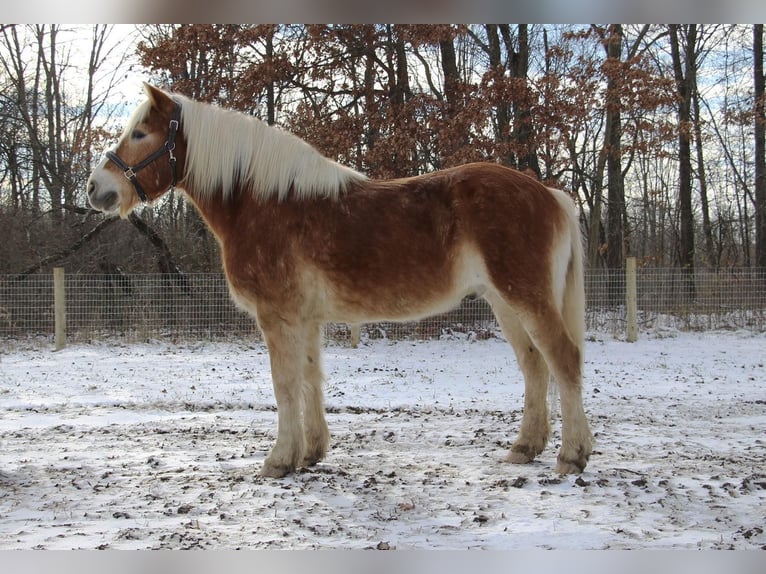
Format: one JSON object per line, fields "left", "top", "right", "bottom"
{"left": 87, "top": 180, "right": 95, "bottom": 196}
{"left": 100, "top": 190, "right": 118, "bottom": 208}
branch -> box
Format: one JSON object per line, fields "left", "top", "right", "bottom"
{"left": 410, "top": 45, "right": 443, "bottom": 100}
{"left": 127, "top": 213, "right": 189, "bottom": 291}
{"left": 466, "top": 26, "right": 490, "bottom": 55}
{"left": 700, "top": 97, "right": 754, "bottom": 205}
{"left": 15, "top": 217, "right": 118, "bottom": 278}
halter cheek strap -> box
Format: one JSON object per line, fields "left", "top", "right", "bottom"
{"left": 105, "top": 100, "right": 182, "bottom": 203}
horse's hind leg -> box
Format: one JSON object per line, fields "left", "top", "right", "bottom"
{"left": 488, "top": 297, "right": 551, "bottom": 464}
{"left": 521, "top": 306, "right": 592, "bottom": 474}
{"left": 302, "top": 322, "right": 330, "bottom": 467}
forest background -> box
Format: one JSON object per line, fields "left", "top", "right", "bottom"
{"left": 1, "top": 24, "right": 765, "bottom": 279}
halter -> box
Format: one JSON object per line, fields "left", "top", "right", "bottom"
{"left": 105, "top": 100, "right": 182, "bottom": 203}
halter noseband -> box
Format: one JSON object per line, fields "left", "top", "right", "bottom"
{"left": 105, "top": 100, "right": 182, "bottom": 203}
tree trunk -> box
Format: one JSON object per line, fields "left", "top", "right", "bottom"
{"left": 386, "top": 25, "right": 415, "bottom": 176}
{"left": 439, "top": 30, "right": 467, "bottom": 165}
{"left": 604, "top": 24, "right": 625, "bottom": 271}
{"left": 480, "top": 25, "right": 538, "bottom": 174}
{"left": 265, "top": 30, "right": 275, "bottom": 126}
{"left": 755, "top": 24, "right": 766, "bottom": 268}
{"left": 587, "top": 142, "right": 609, "bottom": 269}
{"left": 485, "top": 25, "right": 512, "bottom": 166}
{"left": 509, "top": 25, "right": 540, "bottom": 177}
{"left": 440, "top": 35, "right": 459, "bottom": 118}
{"left": 694, "top": 85, "right": 715, "bottom": 266}
{"left": 669, "top": 24, "right": 696, "bottom": 299}
{"left": 363, "top": 26, "right": 379, "bottom": 164}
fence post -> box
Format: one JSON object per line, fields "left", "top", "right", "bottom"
{"left": 625, "top": 257, "right": 638, "bottom": 342}
{"left": 54, "top": 267, "right": 66, "bottom": 350}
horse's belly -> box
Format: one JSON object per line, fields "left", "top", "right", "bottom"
{"left": 317, "top": 244, "right": 490, "bottom": 324}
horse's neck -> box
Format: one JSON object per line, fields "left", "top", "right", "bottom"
{"left": 183, "top": 185, "right": 257, "bottom": 245}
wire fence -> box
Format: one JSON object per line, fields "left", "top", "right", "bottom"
{"left": 1, "top": 267, "right": 765, "bottom": 346}
{"left": 584, "top": 267, "right": 766, "bottom": 334}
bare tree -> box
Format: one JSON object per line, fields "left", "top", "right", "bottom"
{"left": 595, "top": 24, "right": 627, "bottom": 271}
{"left": 0, "top": 25, "right": 131, "bottom": 274}
{"left": 472, "top": 25, "right": 539, "bottom": 175}
{"left": 0, "top": 25, "right": 127, "bottom": 219}
{"left": 755, "top": 24, "right": 766, "bottom": 269}
{"left": 669, "top": 24, "right": 697, "bottom": 297}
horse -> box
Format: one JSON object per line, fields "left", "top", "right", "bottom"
{"left": 86, "top": 84, "right": 592, "bottom": 478}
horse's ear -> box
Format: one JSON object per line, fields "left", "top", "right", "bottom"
{"left": 143, "top": 83, "right": 172, "bottom": 110}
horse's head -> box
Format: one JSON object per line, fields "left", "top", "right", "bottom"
{"left": 87, "top": 84, "right": 185, "bottom": 217}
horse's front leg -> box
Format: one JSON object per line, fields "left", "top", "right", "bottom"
{"left": 260, "top": 321, "right": 306, "bottom": 478}
{"left": 302, "top": 321, "right": 330, "bottom": 467}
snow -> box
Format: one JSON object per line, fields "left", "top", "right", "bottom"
{"left": 0, "top": 329, "right": 765, "bottom": 550}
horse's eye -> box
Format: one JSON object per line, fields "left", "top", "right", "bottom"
{"left": 132, "top": 129, "right": 146, "bottom": 140}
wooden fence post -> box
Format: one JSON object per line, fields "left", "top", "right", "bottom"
{"left": 626, "top": 257, "right": 638, "bottom": 342}
{"left": 349, "top": 323, "right": 361, "bottom": 348}
{"left": 54, "top": 267, "right": 66, "bottom": 350}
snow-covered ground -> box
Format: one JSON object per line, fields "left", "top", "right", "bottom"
{"left": 0, "top": 329, "right": 764, "bottom": 550}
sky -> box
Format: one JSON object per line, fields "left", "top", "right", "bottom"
{"left": 87, "top": 25, "right": 147, "bottom": 109}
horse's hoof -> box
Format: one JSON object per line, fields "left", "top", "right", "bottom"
{"left": 506, "top": 450, "right": 533, "bottom": 465}
{"left": 302, "top": 441, "right": 328, "bottom": 468}
{"left": 555, "top": 454, "right": 588, "bottom": 475}
{"left": 556, "top": 442, "right": 591, "bottom": 474}
{"left": 506, "top": 442, "right": 542, "bottom": 465}
{"left": 260, "top": 461, "right": 294, "bottom": 478}
{"left": 302, "top": 454, "right": 323, "bottom": 468}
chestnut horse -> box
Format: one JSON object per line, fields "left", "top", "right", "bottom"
{"left": 87, "top": 84, "right": 592, "bottom": 478}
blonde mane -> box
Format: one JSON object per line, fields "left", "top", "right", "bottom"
{"left": 130, "top": 94, "right": 367, "bottom": 201}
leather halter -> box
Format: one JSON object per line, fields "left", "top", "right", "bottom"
{"left": 105, "top": 101, "right": 182, "bottom": 203}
